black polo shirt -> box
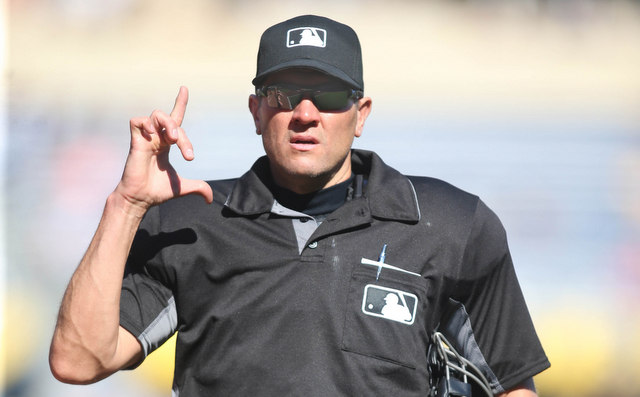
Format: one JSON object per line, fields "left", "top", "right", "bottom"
{"left": 120, "top": 149, "right": 549, "bottom": 396}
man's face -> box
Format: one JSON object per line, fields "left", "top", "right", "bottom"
{"left": 249, "top": 69, "right": 371, "bottom": 194}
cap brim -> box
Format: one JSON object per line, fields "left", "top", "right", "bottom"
{"left": 252, "top": 59, "right": 362, "bottom": 90}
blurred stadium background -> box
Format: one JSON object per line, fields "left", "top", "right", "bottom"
{"left": 2, "top": 0, "right": 640, "bottom": 396}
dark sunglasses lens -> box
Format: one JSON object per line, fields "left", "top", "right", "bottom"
{"left": 265, "top": 88, "right": 295, "bottom": 109}
{"left": 263, "top": 87, "right": 354, "bottom": 110}
{"left": 282, "top": 91, "right": 303, "bottom": 109}
{"left": 313, "top": 91, "right": 351, "bottom": 110}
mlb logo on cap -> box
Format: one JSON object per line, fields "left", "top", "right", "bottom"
{"left": 287, "top": 27, "right": 327, "bottom": 48}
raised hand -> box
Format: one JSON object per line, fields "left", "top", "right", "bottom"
{"left": 49, "top": 88, "right": 215, "bottom": 383}
{"left": 115, "top": 86, "right": 213, "bottom": 214}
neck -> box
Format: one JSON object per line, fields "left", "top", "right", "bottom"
{"left": 271, "top": 175, "right": 355, "bottom": 216}
{"left": 270, "top": 159, "right": 353, "bottom": 194}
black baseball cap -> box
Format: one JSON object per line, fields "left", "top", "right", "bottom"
{"left": 252, "top": 15, "right": 364, "bottom": 91}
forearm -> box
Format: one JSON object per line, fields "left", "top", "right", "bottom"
{"left": 49, "top": 192, "right": 146, "bottom": 383}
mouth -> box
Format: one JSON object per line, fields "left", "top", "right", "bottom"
{"left": 290, "top": 135, "right": 319, "bottom": 150}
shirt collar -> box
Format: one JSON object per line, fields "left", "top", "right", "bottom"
{"left": 224, "top": 149, "right": 420, "bottom": 222}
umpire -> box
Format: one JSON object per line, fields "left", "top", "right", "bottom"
{"left": 50, "top": 15, "right": 549, "bottom": 396}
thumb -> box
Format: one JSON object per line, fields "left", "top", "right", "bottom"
{"left": 179, "top": 179, "right": 214, "bottom": 204}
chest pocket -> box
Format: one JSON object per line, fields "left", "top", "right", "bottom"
{"left": 341, "top": 261, "right": 429, "bottom": 369}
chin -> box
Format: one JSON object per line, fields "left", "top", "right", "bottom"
{"left": 287, "top": 168, "right": 326, "bottom": 180}
{"left": 283, "top": 159, "right": 325, "bottom": 176}
{"left": 282, "top": 165, "right": 333, "bottom": 184}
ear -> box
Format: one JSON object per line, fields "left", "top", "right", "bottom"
{"left": 354, "top": 97, "right": 372, "bottom": 138}
{"left": 248, "top": 94, "right": 261, "bottom": 135}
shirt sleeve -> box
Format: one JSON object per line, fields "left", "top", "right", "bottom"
{"left": 442, "top": 199, "right": 550, "bottom": 394}
{"left": 119, "top": 206, "right": 178, "bottom": 363}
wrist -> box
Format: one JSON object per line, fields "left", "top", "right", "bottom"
{"left": 107, "top": 189, "right": 150, "bottom": 220}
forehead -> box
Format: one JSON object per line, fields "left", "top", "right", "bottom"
{"left": 262, "top": 68, "right": 345, "bottom": 87}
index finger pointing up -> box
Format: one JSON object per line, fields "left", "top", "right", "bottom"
{"left": 170, "top": 86, "right": 189, "bottom": 126}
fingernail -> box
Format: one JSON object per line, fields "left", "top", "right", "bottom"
{"left": 186, "top": 148, "right": 194, "bottom": 157}
{"left": 171, "top": 129, "right": 178, "bottom": 139}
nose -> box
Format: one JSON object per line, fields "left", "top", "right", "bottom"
{"left": 291, "top": 98, "right": 320, "bottom": 128}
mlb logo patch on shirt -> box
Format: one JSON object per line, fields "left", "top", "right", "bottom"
{"left": 287, "top": 27, "right": 327, "bottom": 48}
{"left": 362, "top": 285, "right": 417, "bottom": 325}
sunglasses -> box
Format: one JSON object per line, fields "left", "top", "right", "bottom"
{"left": 256, "top": 85, "right": 363, "bottom": 111}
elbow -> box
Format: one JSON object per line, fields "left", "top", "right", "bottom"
{"left": 49, "top": 355, "right": 85, "bottom": 384}
{"left": 49, "top": 352, "right": 92, "bottom": 385}
{"left": 49, "top": 358, "right": 81, "bottom": 385}
{"left": 49, "top": 343, "right": 108, "bottom": 385}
